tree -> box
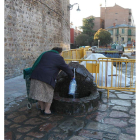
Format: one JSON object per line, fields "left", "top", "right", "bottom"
{"left": 75, "top": 34, "right": 90, "bottom": 46}
{"left": 94, "top": 28, "right": 112, "bottom": 46}
{"left": 80, "top": 17, "right": 95, "bottom": 46}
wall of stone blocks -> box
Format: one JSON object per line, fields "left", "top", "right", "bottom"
{"left": 4, "top": 0, "right": 70, "bottom": 79}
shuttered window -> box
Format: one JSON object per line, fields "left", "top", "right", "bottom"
{"left": 122, "top": 29, "right": 124, "bottom": 34}
{"left": 128, "top": 29, "right": 131, "bottom": 35}
{"left": 117, "top": 29, "right": 119, "bottom": 35}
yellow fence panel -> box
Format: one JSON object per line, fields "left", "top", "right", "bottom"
{"left": 63, "top": 48, "right": 136, "bottom": 99}
{"left": 86, "top": 63, "right": 99, "bottom": 73}
{"left": 97, "top": 57, "right": 136, "bottom": 98}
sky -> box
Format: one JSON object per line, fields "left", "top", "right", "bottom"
{"left": 70, "top": 0, "right": 138, "bottom": 28}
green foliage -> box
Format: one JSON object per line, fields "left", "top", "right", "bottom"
{"left": 81, "top": 17, "right": 95, "bottom": 36}
{"left": 94, "top": 28, "right": 112, "bottom": 46}
{"left": 75, "top": 34, "right": 90, "bottom": 46}
{"left": 80, "top": 17, "right": 95, "bottom": 45}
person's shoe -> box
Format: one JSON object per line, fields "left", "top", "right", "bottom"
{"left": 40, "top": 110, "right": 45, "bottom": 114}
{"left": 44, "top": 112, "right": 52, "bottom": 115}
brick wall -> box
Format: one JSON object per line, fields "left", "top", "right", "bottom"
{"left": 4, "top": 0, "right": 70, "bottom": 79}
{"left": 101, "top": 4, "right": 131, "bottom": 28}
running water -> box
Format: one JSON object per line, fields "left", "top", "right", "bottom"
{"left": 68, "top": 68, "right": 77, "bottom": 99}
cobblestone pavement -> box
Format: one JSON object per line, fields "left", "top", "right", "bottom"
{"left": 5, "top": 53, "right": 136, "bottom": 140}
{"left": 5, "top": 89, "right": 136, "bottom": 140}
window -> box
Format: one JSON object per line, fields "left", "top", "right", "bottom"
{"left": 122, "top": 37, "right": 124, "bottom": 42}
{"left": 117, "top": 29, "right": 119, "bottom": 35}
{"left": 128, "top": 29, "right": 131, "bottom": 35}
{"left": 122, "top": 29, "right": 124, "bottom": 34}
{"left": 128, "top": 38, "right": 131, "bottom": 41}
{"left": 109, "top": 30, "right": 113, "bottom": 35}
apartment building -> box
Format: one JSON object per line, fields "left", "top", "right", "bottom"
{"left": 100, "top": 4, "right": 135, "bottom": 29}
{"left": 106, "top": 24, "right": 136, "bottom": 45}
{"left": 84, "top": 4, "right": 135, "bottom": 32}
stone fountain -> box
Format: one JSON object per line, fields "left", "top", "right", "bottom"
{"left": 51, "top": 62, "right": 99, "bottom": 115}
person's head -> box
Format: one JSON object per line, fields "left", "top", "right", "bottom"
{"left": 52, "top": 47, "right": 62, "bottom": 53}
{"left": 52, "top": 47, "right": 63, "bottom": 55}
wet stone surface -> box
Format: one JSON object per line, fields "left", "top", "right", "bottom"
{"left": 5, "top": 87, "right": 136, "bottom": 140}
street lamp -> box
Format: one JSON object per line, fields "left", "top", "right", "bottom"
{"left": 98, "top": 40, "right": 100, "bottom": 48}
{"left": 68, "top": 3, "right": 81, "bottom": 11}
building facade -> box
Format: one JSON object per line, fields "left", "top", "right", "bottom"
{"left": 84, "top": 4, "right": 135, "bottom": 32}
{"left": 70, "top": 26, "right": 81, "bottom": 49}
{"left": 100, "top": 4, "right": 135, "bottom": 29}
{"left": 5, "top": 0, "right": 70, "bottom": 79}
{"left": 106, "top": 24, "right": 136, "bottom": 45}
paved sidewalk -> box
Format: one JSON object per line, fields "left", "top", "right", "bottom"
{"left": 4, "top": 75, "right": 27, "bottom": 112}
{"left": 5, "top": 88, "right": 136, "bottom": 140}
{"left": 4, "top": 53, "right": 136, "bottom": 140}
{"left": 4, "top": 75, "right": 136, "bottom": 140}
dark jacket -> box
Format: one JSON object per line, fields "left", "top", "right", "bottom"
{"left": 31, "top": 51, "right": 74, "bottom": 88}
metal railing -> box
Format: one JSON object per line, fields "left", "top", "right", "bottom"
{"left": 64, "top": 57, "right": 136, "bottom": 98}
{"left": 97, "top": 57, "right": 136, "bottom": 98}
{"left": 62, "top": 46, "right": 90, "bottom": 60}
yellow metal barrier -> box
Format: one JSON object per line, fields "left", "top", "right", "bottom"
{"left": 64, "top": 57, "right": 136, "bottom": 98}
{"left": 62, "top": 47, "right": 91, "bottom": 59}
{"left": 97, "top": 57, "right": 136, "bottom": 98}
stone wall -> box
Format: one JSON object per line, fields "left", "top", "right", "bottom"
{"left": 4, "top": 0, "right": 70, "bottom": 79}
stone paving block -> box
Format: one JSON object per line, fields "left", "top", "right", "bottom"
{"left": 58, "top": 118, "right": 84, "bottom": 133}
{"left": 132, "top": 100, "right": 135, "bottom": 104}
{"left": 16, "top": 135, "right": 22, "bottom": 139}
{"left": 47, "top": 133, "right": 68, "bottom": 140}
{"left": 25, "top": 118, "right": 45, "bottom": 125}
{"left": 24, "top": 137, "right": 34, "bottom": 140}
{"left": 48, "top": 115, "right": 64, "bottom": 122}
{"left": 121, "top": 91, "right": 134, "bottom": 94}
{"left": 114, "top": 91, "right": 121, "bottom": 94}
{"left": 69, "top": 136, "right": 89, "bottom": 140}
{"left": 95, "top": 112, "right": 108, "bottom": 122}
{"left": 104, "top": 118, "right": 128, "bottom": 127}
{"left": 126, "top": 127, "right": 135, "bottom": 135}
{"left": 5, "top": 119, "right": 11, "bottom": 125}
{"left": 86, "top": 122, "right": 121, "bottom": 134}
{"left": 102, "top": 133, "right": 118, "bottom": 140}
{"left": 39, "top": 123, "right": 57, "bottom": 132}
{"left": 109, "top": 111, "right": 130, "bottom": 118}
{"left": 129, "top": 108, "right": 135, "bottom": 115}
{"left": 17, "top": 126, "right": 35, "bottom": 133}
{"left": 117, "top": 94, "right": 135, "bottom": 99}
{"left": 7, "top": 112, "right": 21, "bottom": 119}
{"left": 102, "top": 98, "right": 108, "bottom": 103}
{"left": 111, "top": 99, "right": 131, "bottom": 106}
{"left": 18, "top": 107, "right": 27, "bottom": 111}
{"left": 5, "top": 131, "right": 13, "bottom": 140}
{"left": 128, "top": 118, "right": 135, "bottom": 124}
{"left": 10, "top": 124, "right": 21, "bottom": 128}
{"left": 13, "top": 115, "right": 27, "bottom": 123}
{"left": 108, "top": 93, "right": 117, "bottom": 98}
{"left": 78, "top": 129, "right": 103, "bottom": 140}
{"left": 26, "top": 132, "right": 44, "bottom": 139}
{"left": 119, "top": 133, "right": 135, "bottom": 140}
{"left": 111, "top": 105, "right": 129, "bottom": 112}
{"left": 98, "top": 104, "right": 109, "bottom": 111}
{"left": 86, "top": 112, "right": 108, "bottom": 122}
